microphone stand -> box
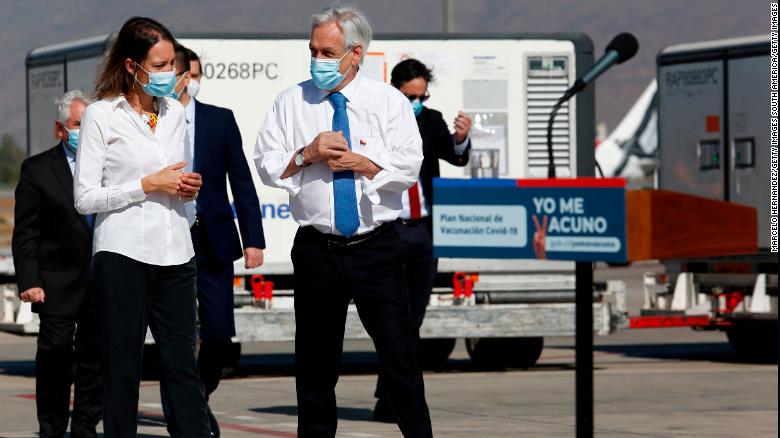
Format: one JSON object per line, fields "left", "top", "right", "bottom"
{"left": 546, "top": 77, "right": 594, "bottom": 438}
{"left": 546, "top": 79, "right": 585, "bottom": 178}
{"left": 543, "top": 32, "right": 636, "bottom": 438}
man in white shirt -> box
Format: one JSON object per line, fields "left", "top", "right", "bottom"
{"left": 254, "top": 5, "right": 432, "bottom": 437}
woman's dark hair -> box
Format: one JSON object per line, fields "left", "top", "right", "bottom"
{"left": 96, "top": 17, "right": 176, "bottom": 100}
{"left": 390, "top": 59, "right": 433, "bottom": 88}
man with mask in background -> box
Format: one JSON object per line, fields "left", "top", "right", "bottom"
{"left": 168, "top": 43, "right": 266, "bottom": 437}
{"left": 372, "top": 58, "right": 472, "bottom": 422}
{"left": 255, "top": 5, "right": 432, "bottom": 437}
{"left": 13, "top": 90, "right": 101, "bottom": 438}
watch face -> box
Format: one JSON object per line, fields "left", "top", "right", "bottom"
{"left": 295, "top": 152, "right": 304, "bottom": 166}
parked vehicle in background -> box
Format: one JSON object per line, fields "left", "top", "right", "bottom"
{"left": 635, "top": 35, "right": 777, "bottom": 361}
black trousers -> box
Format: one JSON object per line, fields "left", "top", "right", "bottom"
{"left": 375, "top": 219, "right": 437, "bottom": 404}
{"left": 91, "top": 251, "right": 210, "bottom": 438}
{"left": 292, "top": 224, "right": 432, "bottom": 438}
{"left": 36, "top": 308, "right": 101, "bottom": 438}
{"left": 161, "top": 224, "right": 234, "bottom": 433}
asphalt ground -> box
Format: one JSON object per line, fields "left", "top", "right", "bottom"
{"left": 0, "top": 261, "right": 776, "bottom": 437}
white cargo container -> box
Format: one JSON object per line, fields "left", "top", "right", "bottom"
{"left": 637, "top": 35, "right": 778, "bottom": 360}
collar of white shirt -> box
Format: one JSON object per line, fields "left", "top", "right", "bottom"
{"left": 109, "top": 94, "right": 172, "bottom": 113}
{"left": 185, "top": 98, "right": 195, "bottom": 124}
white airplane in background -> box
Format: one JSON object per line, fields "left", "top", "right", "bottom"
{"left": 596, "top": 80, "right": 658, "bottom": 188}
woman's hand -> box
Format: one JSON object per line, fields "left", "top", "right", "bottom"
{"left": 142, "top": 161, "right": 186, "bottom": 195}
{"left": 178, "top": 172, "right": 202, "bottom": 201}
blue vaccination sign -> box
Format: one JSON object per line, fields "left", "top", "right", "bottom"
{"left": 432, "top": 178, "right": 628, "bottom": 263}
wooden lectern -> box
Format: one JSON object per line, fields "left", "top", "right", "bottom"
{"left": 626, "top": 190, "right": 758, "bottom": 261}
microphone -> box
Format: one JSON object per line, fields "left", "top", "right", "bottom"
{"left": 572, "top": 33, "right": 639, "bottom": 95}
{"left": 546, "top": 33, "right": 639, "bottom": 177}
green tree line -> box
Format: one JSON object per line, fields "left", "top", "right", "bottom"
{"left": 0, "top": 134, "right": 25, "bottom": 188}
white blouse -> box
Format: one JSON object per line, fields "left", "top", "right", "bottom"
{"left": 74, "top": 96, "right": 194, "bottom": 266}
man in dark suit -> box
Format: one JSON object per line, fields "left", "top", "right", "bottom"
{"left": 167, "top": 45, "right": 265, "bottom": 436}
{"left": 12, "top": 90, "right": 101, "bottom": 438}
{"left": 373, "top": 58, "right": 473, "bottom": 421}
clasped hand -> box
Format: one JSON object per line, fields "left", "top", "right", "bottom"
{"left": 306, "top": 131, "right": 379, "bottom": 178}
{"left": 141, "top": 161, "right": 202, "bottom": 201}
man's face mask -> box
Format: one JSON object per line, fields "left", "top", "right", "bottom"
{"left": 65, "top": 128, "right": 79, "bottom": 153}
{"left": 310, "top": 50, "right": 353, "bottom": 90}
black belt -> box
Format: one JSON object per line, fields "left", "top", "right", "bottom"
{"left": 396, "top": 216, "right": 430, "bottom": 226}
{"left": 303, "top": 222, "right": 392, "bottom": 250}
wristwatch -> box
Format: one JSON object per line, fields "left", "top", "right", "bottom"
{"left": 295, "top": 147, "right": 311, "bottom": 168}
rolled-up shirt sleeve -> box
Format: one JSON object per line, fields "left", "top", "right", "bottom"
{"left": 361, "top": 96, "right": 423, "bottom": 203}
{"left": 73, "top": 105, "right": 146, "bottom": 214}
{"left": 254, "top": 95, "right": 302, "bottom": 197}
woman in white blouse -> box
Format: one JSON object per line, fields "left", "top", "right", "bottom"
{"left": 74, "top": 17, "right": 211, "bottom": 437}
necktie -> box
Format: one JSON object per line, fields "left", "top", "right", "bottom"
{"left": 407, "top": 181, "right": 422, "bottom": 219}
{"left": 329, "top": 92, "right": 360, "bottom": 237}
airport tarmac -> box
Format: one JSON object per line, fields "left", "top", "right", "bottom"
{"left": 0, "top": 262, "right": 776, "bottom": 437}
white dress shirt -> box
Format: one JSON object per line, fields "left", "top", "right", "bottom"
{"left": 254, "top": 72, "right": 423, "bottom": 236}
{"left": 74, "top": 96, "right": 194, "bottom": 266}
{"left": 184, "top": 97, "right": 196, "bottom": 170}
{"left": 183, "top": 98, "right": 197, "bottom": 225}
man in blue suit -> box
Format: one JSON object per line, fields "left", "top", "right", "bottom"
{"left": 169, "top": 44, "right": 265, "bottom": 436}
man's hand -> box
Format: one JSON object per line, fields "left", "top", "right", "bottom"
{"left": 20, "top": 287, "right": 45, "bottom": 303}
{"left": 244, "top": 247, "right": 264, "bottom": 269}
{"left": 454, "top": 111, "right": 472, "bottom": 144}
{"left": 304, "top": 131, "right": 349, "bottom": 163}
{"left": 282, "top": 131, "right": 350, "bottom": 179}
{"left": 327, "top": 151, "right": 381, "bottom": 180}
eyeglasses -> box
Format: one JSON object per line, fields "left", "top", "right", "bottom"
{"left": 404, "top": 92, "right": 430, "bottom": 103}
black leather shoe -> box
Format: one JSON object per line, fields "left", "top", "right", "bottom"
{"left": 372, "top": 399, "right": 397, "bottom": 423}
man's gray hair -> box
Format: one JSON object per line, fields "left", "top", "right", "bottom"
{"left": 311, "top": 4, "right": 373, "bottom": 55}
{"left": 55, "top": 90, "right": 93, "bottom": 123}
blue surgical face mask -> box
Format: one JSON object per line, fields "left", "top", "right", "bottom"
{"left": 66, "top": 128, "right": 79, "bottom": 153}
{"left": 412, "top": 99, "right": 423, "bottom": 117}
{"left": 310, "top": 50, "right": 352, "bottom": 90}
{"left": 135, "top": 63, "right": 176, "bottom": 97}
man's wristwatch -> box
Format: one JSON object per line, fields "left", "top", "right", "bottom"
{"left": 295, "top": 147, "right": 311, "bottom": 168}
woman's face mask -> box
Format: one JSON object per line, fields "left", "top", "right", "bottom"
{"left": 135, "top": 63, "right": 177, "bottom": 97}
{"left": 168, "top": 72, "right": 188, "bottom": 100}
